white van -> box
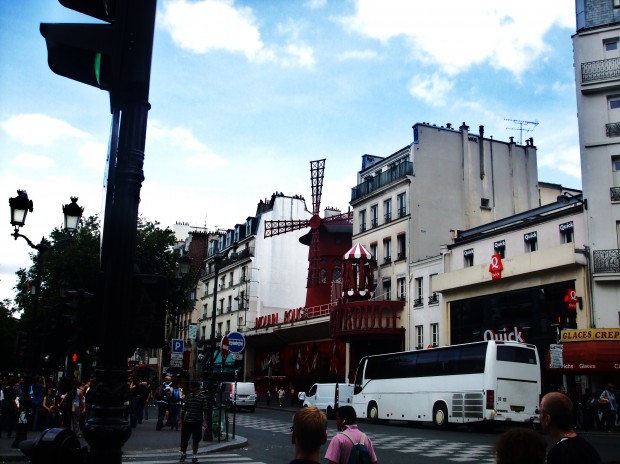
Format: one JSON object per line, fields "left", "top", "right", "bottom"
{"left": 302, "top": 383, "right": 354, "bottom": 418}
{"left": 220, "top": 382, "right": 257, "bottom": 412}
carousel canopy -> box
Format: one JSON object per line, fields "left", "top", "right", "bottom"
{"left": 344, "top": 243, "right": 372, "bottom": 260}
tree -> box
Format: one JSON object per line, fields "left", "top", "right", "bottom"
{"left": 0, "top": 297, "right": 19, "bottom": 374}
{"left": 10, "top": 215, "right": 189, "bottom": 376}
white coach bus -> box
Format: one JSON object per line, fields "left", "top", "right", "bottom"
{"left": 351, "top": 340, "right": 540, "bottom": 428}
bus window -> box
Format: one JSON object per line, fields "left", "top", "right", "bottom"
{"left": 497, "top": 346, "right": 537, "bottom": 364}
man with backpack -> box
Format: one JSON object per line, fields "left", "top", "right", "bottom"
{"left": 155, "top": 375, "right": 173, "bottom": 431}
{"left": 324, "top": 405, "right": 378, "bottom": 464}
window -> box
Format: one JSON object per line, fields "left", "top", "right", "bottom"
{"left": 481, "top": 198, "right": 490, "bottom": 208}
{"left": 610, "top": 97, "right": 620, "bottom": 110}
{"left": 397, "top": 193, "right": 406, "bottom": 217}
{"left": 397, "top": 234, "right": 406, "bottom": 260}
{"left": 524, "top": 231, "right": 538, "bottom": 252}
{"left": 413, "top": 277, "right": 423, "bottom": 307}
{"left": 370, "top": 242, "right": 378, "bottom": 260}
{"left": 241, "top": 266, "right": 247, "bottom": 283}
{"left": 226, "top": 320, "right": 231, "bottom": 334}
{"left": 219, "top": 276, "right": 225, "bottom": 290}
{"left": 613, "top": 157, "right": 620, "bottom": 172}
{"left": 605, "top": 38, "right": 619, "bottom": 51}
{"left": 227, "top": 295, "right": 232, "bottom": 312}
{"left": 383, "top": 239, "right": 392, "bottom": 264}
{"left": 560, "top": 221, "right": 574, "bottom": 244}
{"left": 218, "top": 299, "right": 224, "bottom": 313}
{"left": 217, "top": 322, "right": 223, "bottom": 338}
{"left": 464, "top": 248, "right": 474, "bottom": 267}
{"left": 494, "top": 240, "right": 506, "bottom": 259}
{"left": 397, "top": 277, "right": 406, "bottom": 300}
{"left": 228, "top": 271, "right": 234, "bottom": 287}
{"left": 359, "top": 210, "right": 366, "bottom": 232}
{"left": 371, "top": 205, "right": 378, "bottom": 228}
{"left": 383, "top": 279, "right": 392, "bottom": 300}
{"left": 384, "top": 199, "right": 392, "bottom": 223}
{"left": 431, "top": 323, "right": 439, "bottom": 347}
{"left": 415, "top": 325, "right": 423, "bottom": 349}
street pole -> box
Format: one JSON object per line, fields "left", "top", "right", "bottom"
{"left": 203, "top": 244, "right": 220, "bottom": 441}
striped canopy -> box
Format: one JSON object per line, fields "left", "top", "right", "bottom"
{"left": 343, "top": 243, "right": 372, "bottom": 260}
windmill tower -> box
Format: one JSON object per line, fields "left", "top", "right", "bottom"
{"left": 264, "top": 159, "right": 353, "bottom": 309}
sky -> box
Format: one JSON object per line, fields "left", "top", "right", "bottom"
{"left": 0, "top": 0, "right": 579, "bottom": 303}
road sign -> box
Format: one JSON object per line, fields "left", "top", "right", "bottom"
{"left": 227, "top": 331, "right": 246, "bottom": 353}
{"left": 170, "top": 358, "right": 182, "bottom": 368}
{"left": 221, "top": 335, "right": 230, "bottom": 360}
{"left": 171, "top": 338, "right": 184, "bottom": 353}
{"left": 170, "top": 353, "right": 183, "bottom": 361}
{"left": 231, "top": 353, "right": 243, "bottom": 360}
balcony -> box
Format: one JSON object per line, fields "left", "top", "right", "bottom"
{"left": 226, "top": 306, "right": 232, "bottom": 313}
{"left": 428, "top": 292, "right": 439, "bottom": 305}
{"left": 371, "top": 219, "right": 378, "bottom": 228}
{"left": 413, "top": 297, "right": 423, "bottom": 307}
{"left": 593, "top": 249, "right": 620, "bottom": 273}
{"left": 359, "top": 223, "right": 366, "bottom": 233}
{"left": 384, "top": 213, "right": 392, "bottom": 224}
{"left": 398, "top": 207, "right": 406, "bottom": 218}
{"left": 611, "top": 187, "right": 620, "bottom": 202}
{"left": 396, "top": 252, "right": 406, "bottom": 261}
{"left": 606, "top": 122, "right": 620, "bottom": 138}
{"left": 351, "top": 161, "right": 414, "bottom": 201}
{"left": 382, "top": 257, "right": 392, "bottom": 265}
{"left": 581, "top": 57, "right": 620, "bottom": 83}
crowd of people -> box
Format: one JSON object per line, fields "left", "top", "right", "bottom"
{"left": 0, "top": 375, "right": 94, "bottom": 444}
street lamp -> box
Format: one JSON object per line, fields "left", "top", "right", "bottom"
{"left": 557, "top": 191, "right": 588, "bottom": 210}
{"left": 202, "top": 239, "right": 237, "bottom": 441}
{"left": 8, "top": 190, "right": 84, "bottom": 375}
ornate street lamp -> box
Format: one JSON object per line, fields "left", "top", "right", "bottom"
{"left": 63, "top": 197, "right": 85, "bottom": 234}
{"left": 557, "top": 191, "right": 588, "bottom": 210}
{"left": 9, "top": 189, "right": 33, "bottom": 229}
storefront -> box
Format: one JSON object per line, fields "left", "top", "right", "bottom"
{"left": 546, "top": 329, "right": 620, "bottom": 397}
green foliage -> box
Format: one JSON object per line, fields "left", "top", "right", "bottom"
{"left": 9, "top": 214, "right": 190, "bottom": 375}
{"left": 0, "top": 298, "right": 19, "bottom": 373}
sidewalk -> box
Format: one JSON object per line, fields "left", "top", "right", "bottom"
{"left": 0, "top": 421, "right": 247, "bottom": 463}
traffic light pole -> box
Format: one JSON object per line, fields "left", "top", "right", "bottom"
{"left": 83, "top": 100, "right": 149, "bottom": 464}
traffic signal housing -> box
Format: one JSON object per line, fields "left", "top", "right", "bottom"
{"left": 40, "top": 0, "right": 157, "bottom": 109}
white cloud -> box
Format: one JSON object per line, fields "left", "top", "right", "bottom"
{"left": 408, "top": 73, "right": 454, "bottom": 107}
{"left": 340, "top": 0, "right": 574, "bottom": 76}
{"left": 160, "top": 0, "right": 314, "bottom": 68}
{"left": 147, "top": 120, "right": 229, "bottom": 169}
{"left": 11, "top": 152, "right": 55, "bottom": 169}
{"left": 77, "top": 141, "right": 108, "bottom": 171}
{"left": 1, "top": 113, "right": 89, "bottom": 146}
{"left": 337, "top": 49, "right": 379, "bottom": 61}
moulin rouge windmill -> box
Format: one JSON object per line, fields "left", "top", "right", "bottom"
{"left": 264, "top": 159, "right": 353, "bottom": 309}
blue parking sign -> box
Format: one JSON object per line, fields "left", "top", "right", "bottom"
{"left": 171, "top": 338, "right": 184, "bottom": 353}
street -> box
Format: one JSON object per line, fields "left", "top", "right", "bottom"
{"left": 121, "top": 406, "right": 619, "bottom": 464}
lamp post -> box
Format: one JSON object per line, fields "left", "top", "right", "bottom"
{"left": 8, "top": 190, "right": 84, "bottom": 375}
{"left": 202, "top": 239, "right": 237, "bottom": 441}
{"left": 557, "top": 191, "right": 588, "bottom": 210}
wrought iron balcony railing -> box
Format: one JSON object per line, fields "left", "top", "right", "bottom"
{"left": 428, "top": 292, "right": 439, "bottom": 305}
{"left": 593, "top": 249, "right": 620, "bottom": 273}
{"left": 384, "top": 213, "right": 392, "bottom": 223}
{"left": 581, "top": 57, "right": 620, "bottom": 83}
{"left": 606, "top": 122, "right": 620, "bottom": 137}
{"left": 611, "top": 187, "right": 620, "bottom": 202}
{"left": 413, "top": 297, "right": 424, "bottom": 307}
{"left": 351, "top": 161, "right": 414, "bottom": 201}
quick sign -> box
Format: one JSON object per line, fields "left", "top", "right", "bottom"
{"left": 559, "top": 221, "right": 574, "bottom": 231}
{"left": 524, "top": 231, "right": 537, "bottom": 241}
{"left": 494, "top": 239, "right": 506, "bottom": 249}
{"left": 483, "top": 327, "right": 525, "bottom": 342}
{"left": 463, "top": 248, "right": 474, "bottom": 257}
{"left": 488, "top": 254, "right": 503, "bottom": 280}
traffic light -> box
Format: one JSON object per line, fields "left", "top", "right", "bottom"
{"left": 196, "top": 340, "right": 206, "bottom": 362}
{"left": 40, "top": 0, "right": 157, "bottom": 109}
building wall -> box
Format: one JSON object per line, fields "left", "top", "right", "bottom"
{"left": 573, "top": 0, "right": 620, "bottom": 328}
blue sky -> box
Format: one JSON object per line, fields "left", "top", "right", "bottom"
{"left": 0, "top": 0, "right": 578, "bottom": 302}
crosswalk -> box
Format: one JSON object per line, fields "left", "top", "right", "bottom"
{"left": 123, "top": 416, "right": 496, "bottom": 463}
{"left": 124, "top": 452, "right": 266, "bottom": 463}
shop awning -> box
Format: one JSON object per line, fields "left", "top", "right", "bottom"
{"left": 546, "top": 341, "right": 620, "bottom": 372}
{"left": 344, "top": 243, "right": 372, "bottom": 260}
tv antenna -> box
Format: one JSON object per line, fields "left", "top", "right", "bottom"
{"left": 504, "top": 119, "right": 538, "bottom": 145}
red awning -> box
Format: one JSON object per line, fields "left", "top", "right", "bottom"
{"left": 546, "top": 341, "right": 620, "bottom": 372}
{"left": 344, "top": 243, "right": 372, "bottom": 260}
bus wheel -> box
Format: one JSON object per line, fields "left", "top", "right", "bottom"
{"left": 433, "top": 403, "right": 449, "bottom": 429}
{"left": 367, "top": 402, "right": 379, "bottom": 423}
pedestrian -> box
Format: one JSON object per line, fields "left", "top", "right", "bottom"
{"left": 599, "top": 383, "right": 617, "bottom": 432}
{"left": 278, "top": 387, "right": 285, "bottom": 407}
{"left": 168, "top": 380, "right": 182, "bottom": 431}
{"left": 539, "top": 391, "right": 602, "bottom": 464}
{"left": 298, "top": 390, "right": 306, "bottom": 408}
{"left": 324, "top": 405, "right": 378, "bottom": 464}
{"left": 42, "top": 386, "right": 58, "bottom": 429}
{"left": 265, "top": 389, "right": 271, "bottom": 406}
{"left": 494, "top": 428, "right": 546, "bottom": 464}
{"left": 129, "top": 375, "right": 139, "bottom": 428}
{"left": 179, "top": 381, "right": 208, "bottom": 464}
{"left": 136, "top": 378, "right": 150, "bottom": 424}
{"left": 0, "top": 378, "right": 18, "bottom": 438}
{"left": 30, "top": 375, "right": 45, "bottom": 431}
{"left": 156, "top": 375, "right": 173, "bottom": 431}
{"left": 289, "top": 406, "right": 327, "bottom": 464}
